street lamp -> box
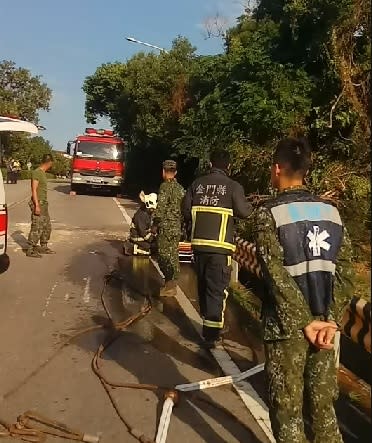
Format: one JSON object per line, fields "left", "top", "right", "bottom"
{"left": 125, "top": 36, "right": 169, "bottom": 54}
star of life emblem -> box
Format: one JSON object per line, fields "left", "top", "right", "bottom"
{"left": 307, "top": 226, "right": 331, "bottom": 257}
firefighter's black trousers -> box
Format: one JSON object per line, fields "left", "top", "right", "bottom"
{"left": 194, "top": 252, "right": 232, "bottom": 341}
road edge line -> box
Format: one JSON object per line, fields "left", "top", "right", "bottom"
{"left": 113, "top": 197, "right": 132, "bottom": 225}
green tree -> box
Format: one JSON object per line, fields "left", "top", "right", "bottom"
{"left": 176, "top": 23, "right": 313, "bottom": 162}
{"left": 84, "top": 37, "right": 195, "bottom": 147}
{"left": 83, "top": 1, "right": 370, "bottom": 197}
{"left": 0, "top": 60, "right": 51, "bottom": 123}
{"left": 4, "top": 134, "right": 53, "bottom": 167}
{"left": 84, "top": 37, "right": 197, "bottom": 189}
{"left": 254, "top": 0, "right": 370, "bottom": 162}
{"left": 50, "top": 152, "right": 71, "bottom": 177}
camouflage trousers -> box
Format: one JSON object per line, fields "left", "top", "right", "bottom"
{"left": 265, "top": 338, "right": 343, "bottom": 443}
{"left": 157, "top": 230, "right": 181, "bottom": 282}
{"left": 28, "top": 201, "right": 52, "bottom": 249}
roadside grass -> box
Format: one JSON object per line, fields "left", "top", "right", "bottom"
{"left": 353, "top": 261, "right": 371, "bottom": 302}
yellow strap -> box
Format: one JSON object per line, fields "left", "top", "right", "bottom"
{"left": 219, "top": 213, "right": 228, "bottom": 243}
{"left": 192, "top": 239, "right": 236, "bottom": 252}
{"left": 192, "top": 206, "right": 233, "bottom": 216}
{"left": 203, "top": 290, "right": 229, "bottom": 330}
{"left": 203, "top": 319, "right": 224, "bottom": 328}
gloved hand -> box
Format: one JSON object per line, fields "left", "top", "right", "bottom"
{"left": 151, "top": 224, "right": 158, "bottom": 235}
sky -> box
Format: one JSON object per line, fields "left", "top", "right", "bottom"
{"left": 0, "top": 0, "right": 244, "bottom": 151}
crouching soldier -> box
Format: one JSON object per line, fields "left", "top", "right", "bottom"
{"left": 123, "top": 191, "right": 158, "bottom": 256}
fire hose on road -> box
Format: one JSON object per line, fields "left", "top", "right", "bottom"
{"left": 0, "top": 412, "right": 100, "bottom": 442}
{"left": 1, "top": 270, "right": 265, "bottom": 443}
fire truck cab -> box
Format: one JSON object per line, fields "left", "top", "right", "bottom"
{"left": 68, "top": 128, "right": 126, "bottom": 193}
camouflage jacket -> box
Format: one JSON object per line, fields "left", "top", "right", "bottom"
{"left": 254, "top": 187, "right": 354, "bottom": 341}
{"left": 154, "top": 179, "right": 185, "bottom": 233}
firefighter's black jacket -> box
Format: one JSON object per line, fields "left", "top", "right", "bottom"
{"left": 182, "top": 168, "right": 252, "bottom": 254}
{"left": 130, "top": 205, "right": 152, "bottom": 242}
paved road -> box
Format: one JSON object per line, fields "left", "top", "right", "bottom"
{"left": 3, "top": 181, "right": 30, "bottom": 207}
{"left": 0, "top": 181, "right": 370, "bottom": 443}
{"left": 0, "top": 182, "right": 266, "bottom": 443}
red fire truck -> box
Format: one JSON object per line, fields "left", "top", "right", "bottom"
{"left": 67, "top": 128, "right": 126, "bottom": 193}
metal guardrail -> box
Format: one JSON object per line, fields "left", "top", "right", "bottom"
{"left": 233, "top": 237, "right": 371, "bottom": 354}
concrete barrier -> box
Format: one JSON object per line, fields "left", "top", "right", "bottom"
{"left": 233, "top": 237, "right": 371, "bottom": 354}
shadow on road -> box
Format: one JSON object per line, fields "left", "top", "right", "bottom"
{"left": 11, "top": 230, "right": 28, "bottom": 250}
{"left": 73, "top": 273, "right": 260, "bottom": 443}
{"left": 53, "top": 184, "right": 118, "bottom": 197}
{"left": 53, "top": 184, "right": 71, "bottom": 195}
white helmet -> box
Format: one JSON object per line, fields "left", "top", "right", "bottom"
{"left": 139, "top": 191, "right": 158, "bottom": 210}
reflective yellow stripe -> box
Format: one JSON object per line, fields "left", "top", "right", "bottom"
{"left": 227, "top": 256, "right": 232, "bottom": 266}
{"left": 131, "top": 237, "right": 145, "bottom": 242}
{"left": 191, "top": 206, "right": 234, "bottom": 251}
{"left": 191, "top": 209, "right": 196, "bottom": 240}
{"left": 219, "top": 213, "right": 228, "bottom": 243}
{"left": 203, "top": 289, "right": 229, "bottom": 329}
{"left": 192, "top": 239, "right": 236, "bottom": 252}
{"left": 221, "top": 289, "right": 229, "bottom": 326}
{"left": 204, "top": 319, "right": 224, "bottom": 328}
{"left": 192, "top": 206, "right": 233, "bottom": 216}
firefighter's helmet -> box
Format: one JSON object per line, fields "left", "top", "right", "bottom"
{"left": 139, "top": 191, "right": 158, "bottom": 210}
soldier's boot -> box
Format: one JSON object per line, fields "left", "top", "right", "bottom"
{"left": 159, "top": 280, "right": 178, "bottom": 297}
{"left": 26, "top": 248, "right": 42, "bottom": 258}
{"left": 38, "top": 245, "right": 56, "bottom": 254}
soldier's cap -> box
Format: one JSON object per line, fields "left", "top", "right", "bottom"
{"left": 163, "top": 159, "right": 177, "bottom": 170}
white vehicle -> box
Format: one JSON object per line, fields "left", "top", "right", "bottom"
{"left": 0, "top": 116, "right": 39, "bottom": 273}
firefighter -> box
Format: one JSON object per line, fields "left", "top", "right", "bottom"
{"left": 123, "top": 191, "right": 158, "bottom": 256}
{"left": 182, "top": 149, "right": 252, "bottom": 348}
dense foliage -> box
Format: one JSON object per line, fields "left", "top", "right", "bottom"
{"left": 84, "top": 0, "right": 370, "bottom": 255}
{"left": 0, "top": 60, "right": 51, "bottom": 124}
{"left": 3, "top": 135, "right": 52, "bottom": 166}
{"left": 0, "top": 59, "right": 53, "bottom": 169}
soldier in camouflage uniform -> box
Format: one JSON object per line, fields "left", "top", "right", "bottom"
{"left": 255, "top": 138, "right": 353, "bottom": 443}
{"left": 154, "top": 160, "right": 185, "bottom": 297}
{"left": 27, "top": 154, "right": 55, "bottom": 258}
